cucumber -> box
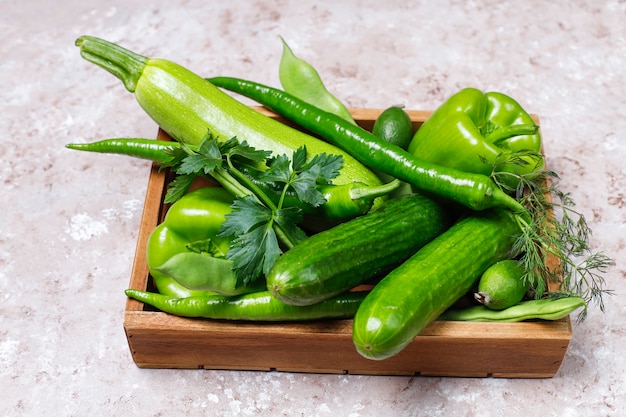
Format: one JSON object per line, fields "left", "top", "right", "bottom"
{"left": 266, "top": 193, "right": 451, "bottom": 306}
{"left": 352, "top": 209, "right": 520, "bottom": 360}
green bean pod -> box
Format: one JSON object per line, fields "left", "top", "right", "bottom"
{"left": 125, "top": 289, "right": 367, "bottom": 321}
{"left": 278, "top": 36, "right": 356, "bottom": 124}
{"left": 439, "top": 297, "right": 587, "bottom": 322}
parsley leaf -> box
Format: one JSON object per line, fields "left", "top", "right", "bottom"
{"left": 303, "top": 152, "right": 343, "bottom": 184}
{"left": 289, "top": 163, "right": 324, "bottom": 206}
{"left": 219, "top": 195, "right": 272, "bottom": 237}
{"left": 176, "top": 139, "right": 222, "bottom": 175}
{"left": 223, "top": 137, "right": 271, "bottom": 163}
{"left": 164, "top": 174, "right": 196, "bottom": 204}
{"left": 273, "top": 206, "right": 307, "bottom": 244}
{"left": 163, "top": 134, "right": 344, "bottom": 287}
{"left": 262, "top": 153, "right": 292, "bottom": 184}
{"left": 259, "top": 146, "right": 343, "bottom": 207}
{"left": 218, "top": 196, "right": 281, "bottom": 286}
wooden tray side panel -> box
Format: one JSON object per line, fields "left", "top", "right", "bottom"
{"left": 125, "top": 311, "right": 571, "bottom": 377}
{"left": 123, "top": 108, "right": 573, "bottom": 378}
{"left": 125, "top": 163, "right": 168, "bottom": 313}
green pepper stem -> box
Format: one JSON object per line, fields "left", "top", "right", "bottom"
{"left": 485, "top": 123, "right": 539, "bottom": 145}
{"left": 76, "top": 36, "right": 147, "bottom": 92}
{"left": 349, "top": 179, "right": 401, "bottom": 201}
{"left": 488, "top": 186, "right": 529, "bottom": 218}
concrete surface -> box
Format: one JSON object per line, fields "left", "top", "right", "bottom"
{"left": 1, "top": 1, "right": 624, "bottom": 416}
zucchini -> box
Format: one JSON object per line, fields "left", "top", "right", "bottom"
{"left": 266, "top": 193, "right": 451, "bottom": 306}
{"left": 75, "top": 36, "right": 383, "bottom": 189}
{"left": 352, "top": 208, "right": 520, "bottom": 360}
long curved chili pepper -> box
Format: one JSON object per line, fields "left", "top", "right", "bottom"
{"left": 125, "top": 289, "right": 367, "bottom": 321}
{"left": 66, "top": 138, "right": 179, "bottom": 165}
{"left": 207, "top": 76, "right": 527, "bottom": 214}
{"left": 65, "top": 137, "right": 399, "bottom": 220}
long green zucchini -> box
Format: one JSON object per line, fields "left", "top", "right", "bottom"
{"left": 267, "top": 193, "right": 451, "bottom": 306}
{"left": 352, "top": 208, "right": 520, "bottom": 360}
{"left": 75, "top": 36, "right": 382, "bottom": 189}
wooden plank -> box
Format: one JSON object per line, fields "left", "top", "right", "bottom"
{"left": 124, "top": 309, "right": 570, "bottom": 376}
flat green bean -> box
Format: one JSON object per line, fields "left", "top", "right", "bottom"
{"left": 439, "top": 297, "right": 587, "bottom": 322}
{"left": 278, "top": 36, "right": 356, "bottom": 124}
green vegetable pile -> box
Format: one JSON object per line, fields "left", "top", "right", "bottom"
{"left": 68, "top": 36, "right": 613, "bottom": 361}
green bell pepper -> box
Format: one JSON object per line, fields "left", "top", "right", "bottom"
{"left": 408, "top": 88, "right": 544, "bottom": 190}
{"left": 146, "top": 186, "right": 264, "bottom": 298}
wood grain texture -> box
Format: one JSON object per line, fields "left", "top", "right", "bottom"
{"left": 123, "top": 109, "right": 572, "bottom": 377}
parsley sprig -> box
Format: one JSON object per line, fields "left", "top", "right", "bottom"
{"left": 162, "top": 131, "right": 343, "bottom": 286}
{"left": 490, "top": 151, "right": 614, "bottom": 321}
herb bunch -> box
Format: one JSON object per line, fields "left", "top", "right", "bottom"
{"left": 162, "top": 131, "right": 343, "bottom": 287}
{"left": 490, "top": 151, "right": 614, "bottom": 321}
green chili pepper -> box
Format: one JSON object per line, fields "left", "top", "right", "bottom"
{"left": 208, "top": 76, "right": 527, "bottom": 214}
{"left": 438, "top": 296, "right": 587, "bottom": 322}
{"left": 124, "top": 288, "right": 367, "bottom": 321}
{"left": 66, "top": 138, "right": 179, "bottom": 165}
{"left": 66, "top": 137, "right": 399, "bottom": 219}
{"left": 146, "top": 186, "right": 264, "bottom": 297}
{"left": 408, "top": 88, "right": 544, "bottom": 190}
{"left": 278, "top": 36, "right": 356, "bottom": 124}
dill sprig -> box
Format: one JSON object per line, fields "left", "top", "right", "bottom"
{"left": 490, "top": 151, "right": 614, "bottom": 321}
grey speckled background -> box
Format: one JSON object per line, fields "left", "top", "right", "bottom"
{"left": 1, "top": 1, "right": 624, "bottom": 416}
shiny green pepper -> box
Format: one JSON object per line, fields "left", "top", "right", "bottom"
{"left": 408, "top": 88, "right": 544, "bottom": 190}
{"left": 146, "top": 186, "right": 264, "bottom": 297}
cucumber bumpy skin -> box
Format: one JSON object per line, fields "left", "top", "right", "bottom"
{"left": 266, "top": 193, "right": 451, "bottom": 306}
{"left": 352, "top": 209, "right": 521, "bottom": 360}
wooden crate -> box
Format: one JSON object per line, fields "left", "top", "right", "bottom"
{"left": 124, "top": 108, "right": 572, "bottom": 377}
